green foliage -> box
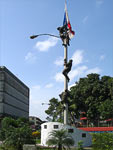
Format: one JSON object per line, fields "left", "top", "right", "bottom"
{"left": 77, "top": 141, "right": 84, "bottom": 150}
{"left": 0, "top": 145, "right": 17, "bottom": 150}
{"left": 92, "top": 133, "right": 113, "bottom": 150}
{"left": 0, "top": 117, "right": 35, "bottom": 150}
{"left": 69, "top": 74, "right": 113, "bottom": 126}
{"left": 45, "top": 98, "right": 63, "bottom": 122}
{"left": 45, "top": 74, "right": 113, "bottom": 126}
{"left": 46, "top": 129, "right": 74, "bottom": 150}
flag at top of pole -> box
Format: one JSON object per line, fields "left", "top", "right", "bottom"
{"left": 63, "top": 0, "right": 75, "bottom": 39}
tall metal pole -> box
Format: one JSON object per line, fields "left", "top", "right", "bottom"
{"left": 64, "top": 42, "right": 68, "bottom": 125}
{"left": 57, "top": 25, "right": 70, "bottom": 125}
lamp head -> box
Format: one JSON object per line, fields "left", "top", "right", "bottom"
{"left": 30, "top": 35, "right": 38, "bottom": 39}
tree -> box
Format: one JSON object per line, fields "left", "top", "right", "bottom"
{"left": 46, "top": 129, "right": 74, "bottom": 150}
{"left": 0, "top": 117, "right": 35, "bottom": 150}
{"left": 45, "top": 98, "right": 63, "bottom": 122}
{"left": 45, "top": 74, "right": 113, "bottom": 126}
{"left": 69, "top": 74, "right": 113, "bottom": 126}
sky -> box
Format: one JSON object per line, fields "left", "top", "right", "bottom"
{"left": 0, "top": 0, "right": 113, "bottom": 121}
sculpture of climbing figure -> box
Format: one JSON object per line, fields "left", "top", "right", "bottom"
{"left": 62, "top": 59, "right": 73, "bottom": 82}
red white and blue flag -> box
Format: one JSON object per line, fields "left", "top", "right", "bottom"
{"left": 63, "top": 1, "right": 75, "bottom": 39}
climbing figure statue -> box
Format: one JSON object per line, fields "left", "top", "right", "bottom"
{"left": 62, "top": 59, "right": 73, "bottom": 82}
{"left": 57, "top": 25, "right": 70, "bottom": 46}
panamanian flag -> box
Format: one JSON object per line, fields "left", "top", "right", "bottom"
{"left": 63, "top": 2, "right": 75, "bottom": 39}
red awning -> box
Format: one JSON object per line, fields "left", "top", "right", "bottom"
{"left": 80, "top": 117, "right": 87, "bottom": 120}
{"left": 79, "top": 127, "right": 113, "bottom": 132}
{"left": 105, "top": 119, "right": 112, "bottom": 122}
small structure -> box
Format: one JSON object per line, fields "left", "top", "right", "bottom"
{"left": 41, "top": 122, "right": 92, "bottom": 147}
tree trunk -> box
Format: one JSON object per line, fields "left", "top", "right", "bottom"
{"left": 58, "top": 144, "right": 62, "bottom": 150}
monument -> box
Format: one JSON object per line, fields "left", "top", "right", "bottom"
{"left": 41, "top": 1, "right": 92, "bottom": 147}
{"left": 30, "top": 0, "right": 92, "bottom": 147}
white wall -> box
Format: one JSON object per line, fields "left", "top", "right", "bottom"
{"left": 41, "top": 122, "right": 92, "bottom": 147}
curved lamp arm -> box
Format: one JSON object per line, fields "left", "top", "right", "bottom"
{"left": 30, "top": 34, "right": 60, "bottom": 39}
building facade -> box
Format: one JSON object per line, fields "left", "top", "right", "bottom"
{"left": 41, "top": 122, "right": 92, "bottom": 147}
{"left": 29, "top": 116, "right": 44, "bottom": 130}
{"left": 0, "top": 66, "right": 29, "bottom": 118}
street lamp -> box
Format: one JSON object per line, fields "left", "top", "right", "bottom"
{"left": 30, "top": 28, "right": 72, "bottom": 125}
{"left": 30, "top": 34, "right": 60, "bottom": 39}
{"left": 42, "top": 103, "right": 50, "bottom": 105}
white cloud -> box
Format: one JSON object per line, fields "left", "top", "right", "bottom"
{"left": 69, "top": 84, "right": 76, "bottom": 90}
{"left": 30, "top": 85, "right": 41, "bottom": 109}
{"left": 96, "top": 0, "right": 104, "bottom": 6}
{"left": 82, "top": 16, "right": 88, "bottom": 24}
{"left": 54, "top": 65, "right": 101, "bottom": 83}
{"left": 35, "top": 37, "right": 58, "bottom": 52}
{"left": 54, "top": 72, "right": 64, "bottom": 82}
{"left": 29, "top": 86, "right": 48, "bottom": 120}
{"left": 31, "top": 85, "right": 41, "bottom": 91}
{"left": 69, "top": 66, "right": 88, "bottom": 81}
{"left": 54, "top": 66, "right": 88, "bottom": 83}
{"left": 100, "top": 55, "right": 105, "bottom": 60}
{"left": 86, "top": 67, "right": 101, "bottom": 75}
{"left": 25, "top": 52, "right": 37, "bottom": 63}
{"left": 72, "top": 49, "right": 84, "bottom": 67}
{"left": 54, "top": 57, "right": 63, "bottom": 66}
{"left": 45, "top": 83, "right": 54, "bottom": 88}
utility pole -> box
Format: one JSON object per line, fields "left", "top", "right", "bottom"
{"left": 63, "top": 39, "right": 68, "bottom": 125}
{"left": 30, "top": 23, "right": 73, "bottom": 126}
{"left": 57, "top": 25, "right": 72, "bottom": 125}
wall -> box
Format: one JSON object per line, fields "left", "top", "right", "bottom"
{"left": 0, "top": 66, "right": 29, "bottom": 118}
{"left": 41, "top": 122, "right": 92, "bottom": 147}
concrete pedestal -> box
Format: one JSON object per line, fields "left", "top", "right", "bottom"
{"left": 23, "top": 144, "right": 36, "bottom": 150}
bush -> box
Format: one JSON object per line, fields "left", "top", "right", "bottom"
{"left": 0, "top": 145, "right": 17, "bottom": 150}
{"left": 92, "top": 133, "right": 113, "bottom": 150}
{"left": 0, "top": 117, "right": 35, "bottom": 150}
{"left": 77, "top": 141, "right": 84, "bottom": 150}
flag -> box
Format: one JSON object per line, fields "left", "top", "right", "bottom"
{"left": 63, "top": 2, "right": 75, "bottom": 39}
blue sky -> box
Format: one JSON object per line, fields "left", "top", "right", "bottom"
{"left": 0, "top": 0, "right": 113, "bottom": 120}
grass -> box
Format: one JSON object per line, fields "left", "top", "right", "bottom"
{"left": 36, "top": 138, "right": 41, "bottom": 144}
{"left": 36, "top": 145, "right": 92, "bottom": 150}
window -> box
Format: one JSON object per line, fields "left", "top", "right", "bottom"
{"left": 82, "top": 133, "right": 86, "bottom": 138}
{"left": 54, "top": 125, "right": 59, "bottom": 129}
{"left": 44, "top": 125, "right": 47, "bottom": 129}
{"left": 68, "top": 129, "right": 74, "bottom": 133}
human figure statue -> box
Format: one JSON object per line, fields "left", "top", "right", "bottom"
{"left": 59, "top": 89, "right": 70, "bottom": 104}
{"left": 57, "top": 25, "right": 70, "bottom": 46}
{"left": 62, "top": 59, "right": 73, "bottom": 82}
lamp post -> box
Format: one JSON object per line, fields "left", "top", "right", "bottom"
{"left": 30, "top": 34, "right": 60, "bottom": 39}
{"left": 30, "top": 30, "right": 71, "bottom": 125}
{"left": 42, "top": 103, "right": 50, "bottom": 105}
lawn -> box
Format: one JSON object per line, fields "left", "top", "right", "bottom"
{"left": 36, "top": 145, "right": 92, "bottom": 150}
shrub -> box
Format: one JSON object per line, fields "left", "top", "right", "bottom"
{"left": 0, "top": 117, "right": 35, "bottom": 150}
{"left": 92, "top": 133, "right": 113, "bottom": 150}
{"left": 77, "top": 141, "right": 84, "bottom": 150}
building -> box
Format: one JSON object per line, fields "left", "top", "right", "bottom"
{"left": 29, "top": 116, "right": 44, "bottom": 130}
{"left": 0, "top": 66, "right": 29, "bottom": 119}
{"left": 41, "top": 122, "right": 92, "bottom": 147}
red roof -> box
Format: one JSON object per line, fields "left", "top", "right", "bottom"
{"left": 105, "top": 119, "right": 112, "bottom": 122}
{"left": 79, "top": 127, "right": 113, "bottom": 132}
{"left": 80, "top": 117, "right": 87, "bottom": 120}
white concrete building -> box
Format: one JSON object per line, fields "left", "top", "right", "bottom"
{"left": 41, "top": 122, "right": 92, "bottom": 147}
